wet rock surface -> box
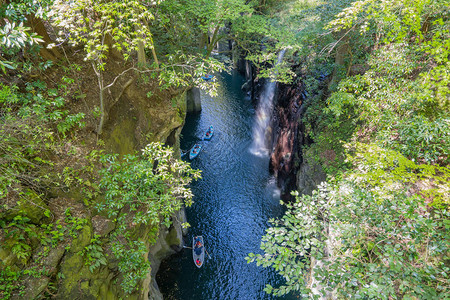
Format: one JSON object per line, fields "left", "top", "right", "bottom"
{"left": 269, "top": 82, "right": 305, "bottom": 199}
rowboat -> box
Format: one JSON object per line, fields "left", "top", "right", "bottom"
{"left": 202, "top": 125, "right": 214, "bottom": 141}
{"left": 193, "top": 236, "right": 205, "bottom": 268}
{"left": 201, "top": 74, "right": 213, "bottom": 81}
{"left": 189, "top": 143, "right": 202, "bottom": 160}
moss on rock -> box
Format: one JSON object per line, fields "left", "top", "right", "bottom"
{"left": 165, "top": 226, "right": 180, "bottom": 247}
{"left": 1, "top": 189, "right": 49, "bottom": 224}
{"left": 69, "top": 223, "right": 92, "bottom": 253}
{"left": 0, "top": 246, "right": 16, "bottom": 267}
{"left": 107, "top": 117, "right": 137, "bottom": 155}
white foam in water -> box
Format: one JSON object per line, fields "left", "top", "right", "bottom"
{"left": 269, "top": 180, "right": 281, "bottom": 199}
{"left": 250, "top": 50, "right": 286, "bottom": 157}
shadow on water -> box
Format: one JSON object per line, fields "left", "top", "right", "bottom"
{"left": 157, "top": 70, "right": 299, "bottom": 300}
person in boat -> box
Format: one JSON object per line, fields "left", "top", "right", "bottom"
{"left": 196, "top": 258, "right": 201, "bottom": 266}
{"left": 194, "top": 237, "right": 203, "bottom": 255}
{"left": 195, "top": 245, "right": 203, "bottom": 255}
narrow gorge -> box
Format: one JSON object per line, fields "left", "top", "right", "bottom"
{"left": 1, "top": 1, "right": 448, "bottom": 300}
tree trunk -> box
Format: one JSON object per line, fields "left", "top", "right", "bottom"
{"left": 137, "top": 40, "right": 147, "bottom": 67}
{"left": 148, "top": 35, "right": 159, "bottom": 69}
{"left": 199, "top": 32, "right": 208, "bottom": 52}
{"left": 328, "top": 34, "right": 349, "bottom": 89}
{"left": 93, "top": 63, "right": 106, "bottom": 136}
{"left": 206, "top": 26, "right": 220, "bottom": 56}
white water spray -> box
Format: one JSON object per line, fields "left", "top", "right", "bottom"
{"left": 250, "top": 50, "right": 286, "bottom": 157}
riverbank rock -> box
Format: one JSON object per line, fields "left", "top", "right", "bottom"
{"left": 186, "top": 87, "right": 202, "bottom": 113}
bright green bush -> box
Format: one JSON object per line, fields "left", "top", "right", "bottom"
{"left": 97, "top": 142, "right": 200, "bottom": 293}
{"left": 248, "top": 145, "right": 449, "bottom": 299}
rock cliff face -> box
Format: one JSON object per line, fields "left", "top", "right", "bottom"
{"left": 238, "top": 60, "right": 326, "bottom": 199}
{"left": 186, "top": 87, "right": 202, "bottom": 113}
{"left": 270, "top": 82, "right": 327, "bottom": 198}
{"left": 0, "top": 63, "right": 191, "bottom": 299}
{"left": 238, "top": 58, "right": 264, "bottom": 102}
{"left": 93, "top": 83, "right": 190, "bottom": 300}
{"left": 269, "top": 82, "right": 304, "bottom": 199}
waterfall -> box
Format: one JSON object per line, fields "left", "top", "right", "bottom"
{"left": 250, "top": 49, "right": 286, "bottom": 157}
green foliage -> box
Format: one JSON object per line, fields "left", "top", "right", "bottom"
{"left": 0, "top": 82, "right": 87, "bottom": 201}
{"left": 0, "top": 0, "right": 53, "bottom": 21}
{"left": 0, "top": 208, "right": 89, "bottom": 298}
{"left": 111, "top": 239, "right": 151, "bottom": 295}
{"left": 20, "top": 80, "right": 85, "bottom": 134}
{"left": 323, "top": 41, "right": 449, "bottom": 165}
{"left": 3, "top": 215, "right": 34, "bottom": 263}
{"left": 96, "top": 142, "right": 200, "bottom": 293}
{"left": 50, "top": 0, "right": 228, "bottom": 134}
{"left": 241, "top": 0, "right": 353, "bottom": 82}
{"left": 379, "top": 116, "right": 450, "bottom": 165}
{"left": 154, "top": 0, "right": 254, "bottom": 55}
{"left": 0, "top": 21, "right": 43, "bottom": 49}
{"left": 80, "top": 234, "right": 107, "bottom": 273}
{"left": 51, "top": 0, "right": 156, "bottom": 70}
{"left": 249, "top": 145, "right": 449, "bottom": 298}
{"left": 0, "top": 267, "right": 24, "bottom": 300}
{"left": 157, "top": 52, "right": 227, "bottom": 96}
{"left": 250, "top": 1, "right": 449, "bottom": 298}
{"left": 0, "top": 0, "right": 53, "bottom": 73}
{"left": 1, "top": 81, "right": 85, "bottom": 135}
{"left": 98, "top": 142, "right": 200, "bottom": 229}
{"left": 40, "top": 221, "right": 65, "bottom": 248}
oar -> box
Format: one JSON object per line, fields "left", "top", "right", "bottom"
{"left": 205, "top": 248, "right": 212, "bottom": 259}
{"left": 183, "top": 246, "right": 192, "bottom": 249}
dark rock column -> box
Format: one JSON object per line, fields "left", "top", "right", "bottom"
{"left": 269, "top": 81, "right": 305, "bottom": 200}
{"left": 186, "top": 87, "right": 202, "bottom": 113}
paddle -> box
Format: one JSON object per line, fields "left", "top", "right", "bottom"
{"left": 205, "top": 248, "right": 212, "bottom": 259}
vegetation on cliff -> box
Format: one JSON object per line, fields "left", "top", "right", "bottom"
{"left": 0, "top": 74, "right": 200, "bottom": 297}
{"left": 0, "top": 0, "right": 238, "bottom": 298}
{"left": 248, "top": 0, "right": 449, "bottom": 298}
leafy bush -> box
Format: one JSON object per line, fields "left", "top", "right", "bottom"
{"left": 0, "top": 82, "right": 87, "bottom": 200}
{"left": 0, "top": 267, "right": 23, "bottom": 299}
{"left": 378, "top": 116, "right": 450, "bottom": 165}
{"left": 80, "top": 234, "right": 107, "bottom": 273}
{"left": 97, "top": 142, "right": 200, "bottom": 293}
{"left": 248, "top": 145, "right": 449, "bottom": 299}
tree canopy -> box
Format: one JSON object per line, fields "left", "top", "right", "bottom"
{"left": 247, "top": 0, "right": 449, "bottom": 298}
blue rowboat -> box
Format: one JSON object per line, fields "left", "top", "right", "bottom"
{"left": 189, "top": 143, "right": 202, "bottom": 160}
{"left": 201, "top": 74, "right": 213, "bottom": 81}
{"left": 202, "top": 125, "right": 214, "bottom": 141}
{"left": 193, "top": 236, "right": 205, "bottom": 268}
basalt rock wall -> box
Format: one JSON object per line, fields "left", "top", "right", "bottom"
{"left": 269, "top": 81, "right": 305, "bottom": 199}
{"left": 238, "top": 58, "right": 326, "bottom": 199}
